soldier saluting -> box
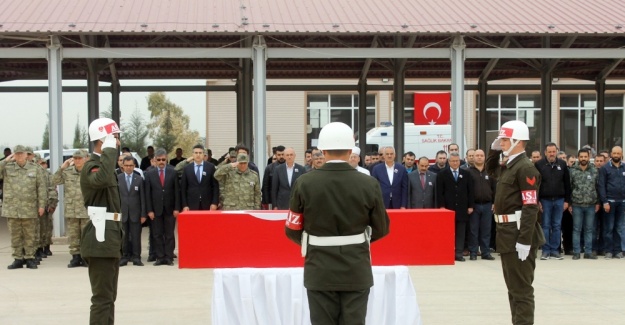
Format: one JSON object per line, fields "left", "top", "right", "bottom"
{"left": 80, "top": 117, "right": 123, "bottom": 325}
{"left": 285, "top": 122, "right": 390, "bottom": 325}
{"left": 485, "top": 120, "right": 545, "bottom": 325}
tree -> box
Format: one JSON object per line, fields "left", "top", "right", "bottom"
{"left": 100, "top": 105, "right": 113, "bottom": 119}
{"left": 72, "top": 115, "right": 89, "bottom": 149}
{"left": 122, "top": 107, "right": 149, "bottom": 157}
{"left": 147, "top": 92, "right": 200, "bottom": 157}
{"left": 41, "top": 114, "right": 50, "bottom": 150}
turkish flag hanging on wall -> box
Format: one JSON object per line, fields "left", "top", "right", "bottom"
{"left": 414, "top": 92, "right": 451, "bottom": 125}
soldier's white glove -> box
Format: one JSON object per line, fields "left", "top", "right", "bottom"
{"left": 491, "top": 138, "right": 502, "bottom": 151}
{"left": 101, "top": 134, "right": 117, "bottom": 150}
{"left": 515, "top": 242, "right": 531, "bottom": 261}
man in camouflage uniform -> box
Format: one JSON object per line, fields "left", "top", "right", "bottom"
{"left": 36, "top": 154, "right": 58, "bottom": 258}
{"left": 52, "top": 149, "right": 90, "bottom": 267}
{"left": 214, "top": 153, "right": 261, "bottom": 210}
{"left": 0, "top": 145, "right": 47, "bottom": 270}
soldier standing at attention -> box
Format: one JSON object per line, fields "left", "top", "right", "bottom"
{"left": 0, "top": 145, "right": 47, "bottom": 270}
{"left": 80, "top": 117, "right": 123, "bottom": 325}
{"left": 485, "top": 120, "right": 545, "bottom": 325}
{"left": 36, "top": 154, "right": 58, "bottom": 259}
{"left": 285, "top": 122, "right": 390, "bottom": 325}
{"left": 214, "top": 153, "right": 261, "bottom": 210}
{"left": 52, "top": 150, "right": 90, "bottom": 267}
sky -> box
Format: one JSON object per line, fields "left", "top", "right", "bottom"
{"left": 0, "top": 79, "right": 207, "bottom": 152}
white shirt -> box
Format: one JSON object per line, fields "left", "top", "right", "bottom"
{"left": 286, "top": 163, "right": 295, "bottom": 186}
{"left": 356, "top": 166, "right": 370, "bottom": 176}
{"left": 385, "top": 163, "right": 395, "bottom": 184}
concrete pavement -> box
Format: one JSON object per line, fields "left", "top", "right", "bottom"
{"left": 0, "top": 219, "right": 623, "bottom": 325}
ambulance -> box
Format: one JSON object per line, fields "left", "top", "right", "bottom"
{"left": 362, "top": 123, "right": 454, "bottom": 161}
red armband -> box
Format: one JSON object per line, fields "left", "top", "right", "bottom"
{"left": 285, "top": 210, "right": 303, "bottom": 230}
{"left": 521, "top": 190, "right": 537, "bottom": 205}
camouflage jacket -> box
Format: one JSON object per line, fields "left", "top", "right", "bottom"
{"left": 43, "top": 169, "right": 59, "bottom": 209}
{"left": 52, "top": 166, "right": 88, "bottom": 218}
{"left": 214, "top": 164, "right": 261, "bottom": 210}
{"left": 0, "top": 160, "right": 47, "bottom": 218}
{"left": 569, "top": 163, "right": 599, "bottom": 206}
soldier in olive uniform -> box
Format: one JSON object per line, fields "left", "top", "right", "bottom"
{"left": 214, "top": 153, "right": 261, "bottom": 210}
{"left": 80, "top": 118, "right": 123, "bottom": 325}
{"left": 285, "top": 122, "right": 390, "bottom": 325}
{"left": 52, "top": 149, "right": 90, "bottom": 267}
{"left": 0, "top": 145, "right": 47, "bottom": 270}
{"left": 485, "top": 120, "right": 545, "bottom": 325}
{"left": 36, "top": 154, "right": 58, "bottom": 258}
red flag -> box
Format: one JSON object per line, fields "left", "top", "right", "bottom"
{"left": 414, "top": 93, "right": 451, "bottom": 125}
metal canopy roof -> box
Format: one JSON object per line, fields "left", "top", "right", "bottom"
{"left": 0, "top": 0, "right": 624, "bottom": 82}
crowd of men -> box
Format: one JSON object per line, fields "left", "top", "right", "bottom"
{"left": 1, "top": 138, "right": 624, "bottom": 269}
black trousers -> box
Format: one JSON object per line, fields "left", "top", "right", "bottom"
{"left": 121, "top": 220, "right": 142, "bottom": 259}
{"left": 84, "top": 257, "right": 120, "bottom": 325}
{"left": 455, "top": 221, "right": 467, "bottom": 258}
{"left": 152, "top": 214, "right": 176, "bottom": 260}
{"left": 501, "top": 247, "right": 537, "bottom": 325}
{"left": 307, "top": 289, "right": 370, "bottom": 325}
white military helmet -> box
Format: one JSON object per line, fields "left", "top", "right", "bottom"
{"left": 497, "top": 120, "right": 529, "bottom": 141}
{"left": 88, "top": 117, "right": 121, "bottom": 141}
{"left": 317, "top": 122, "right": 355, "bottom": 150}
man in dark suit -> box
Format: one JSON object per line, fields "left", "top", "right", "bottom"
{"left": 371, "top": 146, "right": 409, "bottom": 209}
{"left": 271, "top": 147, "right": 306, "bottom": 210}
{"left": 408, "top": 156, "right": 437, "bottom": 208}
{"left": 261, "top": 145, "right": 285, "bottom": 208}
{"left": 140, "top": 145, "right": 154, "bottom": 171}
{"left": 181, "top": 144, "right": 219, "bottom": 211}
{"left": 436, "top": 152, "right": 474, "bottom": 262}
{"left": 145, "top": 148, "right": 180, "bottom": 266}
{"left": 117, "top": 156, "right": 147, "bottom": 266}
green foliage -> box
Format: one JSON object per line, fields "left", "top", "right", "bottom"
{"left": 72, "top": 116, "right": 89, "bottom": 149}
{"left": 122, "top": 107, "right": 149, "bottom": 157}
{"left": 147, "top": 92, "right": 200, "bottom": 157}
{"left": 41, "top": 115, "right": 50, "bottom": 150}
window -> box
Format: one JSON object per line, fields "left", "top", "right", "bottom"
{"left": 307, "top": 94, "right": 376, "bottom": 148}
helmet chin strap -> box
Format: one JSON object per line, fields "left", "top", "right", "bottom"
{"left": 502, "top": 139, "right": 519, "bottom": 157}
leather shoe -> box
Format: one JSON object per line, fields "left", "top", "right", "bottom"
{"left": 154, "top": 259, "right": 166, "bottom": 266}
{"left": 482, "top": 255, "right": 495, "bottom": 261}
{"left": 166, "top": 259, "right": 174, "bottom": 266}
{"left": 132, "top": 259, "right": 144, "bottom": 266}
{"left": 147, "top": 255, "right": 156, "bottom": 262}
{"left": 455, "top": 257, "right": 465, "bottom": 262}
{"left": 7, "top": 259, "right": 24, "bottom": 269}
{"left": 119, "top": 259, "right": 128, "bottom": 266}
{"left": 469, "top": 255, "right": 477, "bottom": 261}
{"left": 572, "top": 253, "right": 581, "bottom": 260}
{"left": 25, "top": 259, "right": 38, "bottom": 269}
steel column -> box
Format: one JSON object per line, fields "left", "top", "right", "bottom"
{"left": 241, "top": 37, "right": 254, "bottom": 148}
{"left": 358, "top": 80, "right": 368, "bottom": 161}
{"left": 393, "top": 36, "right": 405, "bottom": 160}
{"left": 540, "top": 38, "right": 552, "bottom": 151}
{"left": 111, "top": 81, "right": 121, "bottom": 125}
{"left": 478, "top": 80, "right": 488, "bottom": 150}
{"left": 253, "top": 36, "right": 267, "bottom": 177}
{"left": 451, "top": 36, "right": 466, "bottom": 155}
{"left": 47, "top": 36, "right": 64, "bottom": 237}
{"left": 595, "top": 80, "right": 606, "bottom": 150}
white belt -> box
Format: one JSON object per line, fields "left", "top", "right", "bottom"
{"left": 88, "top": 206, "right": 122, "bottom": 243}
{"left": 494, "top": 210, "right": 522, "bottom": 229}
{"left": 301, "top": 226, "right": 372, "bottom": 257}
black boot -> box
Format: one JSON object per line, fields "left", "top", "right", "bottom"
{"left": 44, "top": 245, "right": 53, "bottom": 256}
{"left": 67, "top": 255, "right": 82, "bottom": 268}
{"left": 25, "top": 259, "right": 38, "bottom": 269}
{"left": 7, "top": 259, "right": 24, "bottom": 269}
{"left": 38, "top": 248, "right": 47, "bottom": 259}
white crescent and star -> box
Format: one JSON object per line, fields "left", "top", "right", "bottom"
{"left": 423, "top": 102, "right": 442, "bottom": 125}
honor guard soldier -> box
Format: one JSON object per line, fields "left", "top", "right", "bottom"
{"left": 80, "top": 117, "right": 123, "bottom": 324}
{"left": 485, "top": 120, "right": 545, "bottom": 325}
{"left": 286, "top": 122, "right": 390, "bottom": 325}
{"left": 52, "top": 149, "right": 90, "bottom": 267}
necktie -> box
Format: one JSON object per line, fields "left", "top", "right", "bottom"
{"left": 420, "top": 173, "right": 426, "bottom": 188}
{"left": 453, "top": 170, "right": 458, "bottom": 181}
{"left": 196, "top": 165, "right": 202, "bottom": 183}
{"left": 126, "top": 175, "right": 131, "bottom": 192}
{"left": 159, "top": 169, "right": 165, "bottom": 187}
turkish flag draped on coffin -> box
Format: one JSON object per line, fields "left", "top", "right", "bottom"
{"left": 414, "top": 92, "right": 451, "bottom": 125}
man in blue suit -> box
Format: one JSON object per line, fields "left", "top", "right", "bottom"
{"left": 372, "top": 146, "right": 408, "bottom": 209}
{"left": 181, "top": 144, "right": 219, "bottom": 211}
